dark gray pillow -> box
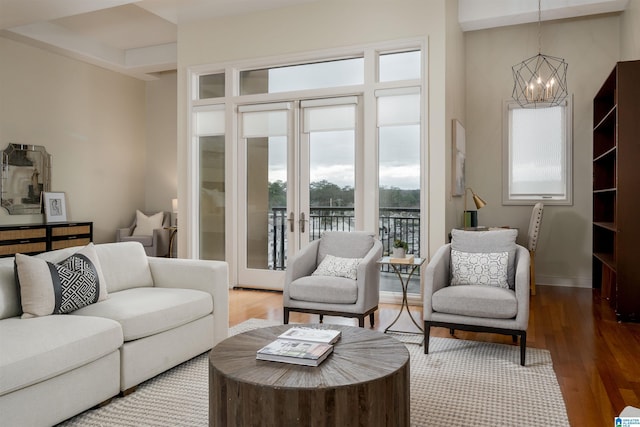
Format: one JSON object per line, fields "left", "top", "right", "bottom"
{"left": 451, "top": 229, "right": 518, "bottom": 289}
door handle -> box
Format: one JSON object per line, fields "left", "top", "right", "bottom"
{"left": 299, "top": 212, "right": 306, "bottom": 233}
{"left": 288, "top": 212, "right": 295, "bottom": 232}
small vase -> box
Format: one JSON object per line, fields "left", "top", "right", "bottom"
{"left": 392, "top": 247, "right": 406, "bottom": 258}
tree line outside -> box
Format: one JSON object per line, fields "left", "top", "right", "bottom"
{"left": 269, "top": 179, "right": 420, "bottom": 209}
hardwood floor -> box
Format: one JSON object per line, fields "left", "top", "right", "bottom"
{"left": 228, "top": 285, "right": 640, "bottom": 427}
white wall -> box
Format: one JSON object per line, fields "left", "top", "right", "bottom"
{"left": 177, "top": 0, "right": 451, "bottom": 262}
{"left": 0, "top": 36, "right": 147, "bottom": 243}
{"left": 145, "top": 70, "right": 177, "bottom": 215}
{"left": 444, "top": 0, "right": 467, "bottom": 237}
{"left": 621, "top": 0, "right": 640, "bottom": 60}
{"left": 464, "top": 14, "right": 621, "bottom": 287}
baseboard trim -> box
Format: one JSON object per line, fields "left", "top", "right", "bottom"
{"left": 536, "top": 275, "right": 592, "bottom": 288}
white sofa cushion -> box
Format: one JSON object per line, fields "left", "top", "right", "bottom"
{"left": 94, "top": 242, "right": 154, "bottom": 293}
{"left": 0, "top": 315, "right": 123, "bottom": 395}
{"left": 72, "top": 287, "right": 213, "bottom": 341}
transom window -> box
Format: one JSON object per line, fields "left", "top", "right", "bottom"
{"left": 239, "top": 57, "right": 364, "bottom": 95}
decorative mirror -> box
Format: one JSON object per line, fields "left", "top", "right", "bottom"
{"left": 1, "top": 143, "right": 51, "bottom": 214}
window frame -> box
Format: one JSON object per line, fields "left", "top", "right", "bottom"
{"left": 502, "top": 98, "right": 573, "bottom": 206}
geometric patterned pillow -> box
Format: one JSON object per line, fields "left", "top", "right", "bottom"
{"left": 450, "top": 249, "right": 509, "bottom": 288}
{"left": 15, "top": 243, "right": 108, "bottom": 318}
{"left": 312, "top": 254, "right": 362, "bottom": 280}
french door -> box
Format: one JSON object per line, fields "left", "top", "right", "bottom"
{"left": 237, "top": 97, "right": 360, "bottom": 289}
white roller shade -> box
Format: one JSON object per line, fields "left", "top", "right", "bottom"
{"left": 242, "top": 110, "right": 288, "bottom": 138}
{"left": 303, "top": 104, "right": 356, "bottom": 133}
{"left": 195, "top": 108, "right": 225, "bottom": 135}
{"left": 376, "top": 88, "right": 420, "bottom": 126}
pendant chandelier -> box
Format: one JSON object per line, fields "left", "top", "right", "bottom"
{"left": 512, "top": 0, "right": 568, "bottom": 108}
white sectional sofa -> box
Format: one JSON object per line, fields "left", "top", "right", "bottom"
{"left": 0, "top": 241, "right": 229, "bottom": 427}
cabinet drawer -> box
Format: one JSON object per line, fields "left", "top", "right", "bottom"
{"left": 0, "top": 228, "right": 47, "bottom": 242}
{"left": 0, "top": 241, "right": 47, "bottom": 256}
{"left": 51, "top": 238, "right": 91, "bottom": 250}
{"left": 51, "top": 225, "right": 91, "bottom": 237}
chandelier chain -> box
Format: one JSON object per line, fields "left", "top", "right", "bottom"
{"left": 538, "top": 0, "right": 542, "bottom": 54}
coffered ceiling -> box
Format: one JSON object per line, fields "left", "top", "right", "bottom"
{"left": 0, "top": 0, "right": 629, "bottom": 80}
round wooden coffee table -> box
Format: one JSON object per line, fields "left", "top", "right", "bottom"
{"left": 209, "top": 324, "right": 410, "bottom": 427}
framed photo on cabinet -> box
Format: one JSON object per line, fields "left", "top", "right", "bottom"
{"left": 43, "top": 192, "right": 67, "bottom": 223}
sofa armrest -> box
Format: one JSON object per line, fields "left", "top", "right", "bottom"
{"left": 116, "top": 226, "right": 134, "bottom": 241}
{"left": 423, "top": 243, "right": 451, "bottom": 319}
{"left": 355, "top": 239, "right": 383, "bottom": 311}
{"left": 283, "top": 240, "right": 320, "bottom": 304}
{"left": 148, "top": 257, "right": 229, "bottom": 345}
{"left": 513, "top": 244, "right": 531, "bottom": 330}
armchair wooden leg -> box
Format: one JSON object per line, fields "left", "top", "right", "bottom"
{"left": 358, "top": 316, "right": 364, "bottom": 328}
{"left": 283, "top": 308, "right": 290, "bottom": 324}
{"left": 424, "top": 322, "right": 431, "bottom": 354}
{"left": 449, "top": 328, "right": 455, "bottom": 336}
{"left": 369, "top": 313, "right": 375, "bottom": 327}
{"left": 512, "top": 335, "right": 518, "bottom": 343}
{"left": 319, "top": 314, "right": 324, "bottom": 324}
{"left": 520, "top": 331, "right": 527, "bottom": 366}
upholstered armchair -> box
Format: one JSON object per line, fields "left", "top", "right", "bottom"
{"left": 283, "top": 231, "right": 383, "bottom": 327}
{"left": 116, "top": 210, "right": 171, "bottom": 257}
{"left": 423, "top": 229, "right": 531, "bottom": 365}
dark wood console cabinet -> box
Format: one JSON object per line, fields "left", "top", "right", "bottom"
{"left": 592, "top": 60, "right": 640, "bottom": 321}
{"left": 0, "top": 222, "right": 93, "bottom": 257}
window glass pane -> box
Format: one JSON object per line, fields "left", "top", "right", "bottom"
{"left": 240, "top": 58, "right": 364, "bottom": 95}
{"left": 242, "top": 110, "right": 288, "bottom": 138}
{"left": 379, "top": 125, "right": 421, "bottom": 192}
{"left": 200, "top": 135, "right": 225, "bottom": 261}
{"left": 378, "top": 125, "right": 421, "bottom": 295}
{"left": 196, "top": 109, "right": 225, "bottom": 135}
{"left": 199, "top": 73, "right": 225, "bottom": 99}
{"left": 246, "top": 136, "right": 287, "bottom": 269}
{"left": 379, "top": 50, "right": 421, "bottom": 82}
{"left": 510, "top": 106, "right": 565, "bottom": 196}
{"left": 377, "top": 93, "right": 420, "bottom": 126}
{"left": 304, "top": 105, "right": 355, "bottom": 133}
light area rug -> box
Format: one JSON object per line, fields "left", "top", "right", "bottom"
{"left": 59, "top": 318, "right": 569, "bottom": 427}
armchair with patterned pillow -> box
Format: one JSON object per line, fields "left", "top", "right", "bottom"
{"left": 283, "top": 231, "right": 383, "bottom": 327}
{"left": 423, "top": 229, "right": 531, "bottom": 365}
{"left": 116, "top": 210, "right": 171, "bottom": 257}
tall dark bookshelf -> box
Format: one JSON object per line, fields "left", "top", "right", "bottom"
{"left": 592, "top": 60, "right": 640, "bottom": 321}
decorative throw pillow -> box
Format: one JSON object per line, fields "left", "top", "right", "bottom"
{"left": 451, "top": 228, "right": 518, "bottom": 289}
{"left": 132, "top": 210, "right": 164, "bottom": 236}
{"left": 312, "top": 254, "right": 362, "bottom": 280}
{"left": 15, "top": 243, "right": 108, "bottom": 318}
{"left": 450, "top": 249, "right": 509, "bottom": 288}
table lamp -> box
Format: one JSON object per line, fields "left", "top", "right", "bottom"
{"left": 172, "top": 198, "right": 178, "bottom": 226}
{"left": 463, "top": 187, "right": 486, "bottom": 229}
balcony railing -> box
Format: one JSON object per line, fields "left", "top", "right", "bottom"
{"left": 270, "top": 207, "right": 420, "bottom": 271}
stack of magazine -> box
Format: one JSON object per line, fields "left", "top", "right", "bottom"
{"left": 256, "top": 327, "right": 341, "bottom": 366}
